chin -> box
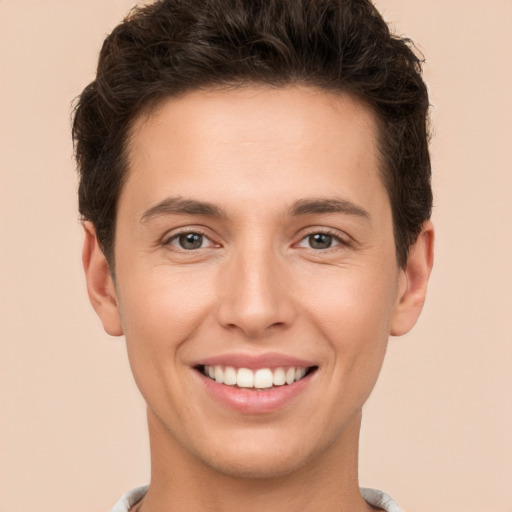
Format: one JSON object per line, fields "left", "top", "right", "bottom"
{"left": 191, "top": 429, "right": 331, "bottom": 480}
{"left": 201, "top": 449, "right": 309, "bottom": 480}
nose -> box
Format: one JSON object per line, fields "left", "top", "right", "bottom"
{"left": 215, "top": 243, "right": 296, "bottom": 339}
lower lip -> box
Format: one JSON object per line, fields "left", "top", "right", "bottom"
{"left": 196, "top": 371, "right": 314, "bottom": 414}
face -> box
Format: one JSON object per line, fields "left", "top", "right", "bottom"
{"left": 88, "top": 86, "right": 424, "bottom": 478}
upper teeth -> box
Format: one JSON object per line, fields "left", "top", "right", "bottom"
{"left": 204, "top": 365, "right": 308, "bottom": 389}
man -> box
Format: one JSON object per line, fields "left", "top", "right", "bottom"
{"left": 73, "top": 1, "right": 434, "bottom": 510}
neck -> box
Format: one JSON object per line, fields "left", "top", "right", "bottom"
{"left": 138, "top": 408, "right": 376, "bottom": 512}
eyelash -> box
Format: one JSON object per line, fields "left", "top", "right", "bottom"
{"left": 295, "top": 229, "right": 350, "bottom": 251}
{"left": 164, "top": 229, "right": 216, "bottom": 251}
{"left": 164, "top": 227, "right": 350, "bottom": 254}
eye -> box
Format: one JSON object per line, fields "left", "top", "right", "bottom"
{"left": 297, "top": 232, "right": 342, "bottom": 250}
{"left": 167, "top": 232, "right": 213, "bottom": 250}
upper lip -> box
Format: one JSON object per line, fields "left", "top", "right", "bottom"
{"left": 192, "top": 352, "right": 317, "bottom": 370}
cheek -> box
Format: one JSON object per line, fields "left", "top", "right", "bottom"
{"left": 302, "top": 262, "right": 398, "bottom": 333}
{"left": 299, "top": 264, "right": 398, "bottom": 382}
{"left": 116, "top": 266, "right": 216, "bottom": 379}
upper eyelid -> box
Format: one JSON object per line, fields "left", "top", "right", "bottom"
{"left": 295, "top": 233, "right": 346, "bottom": 250}
{"left": 160, "top": 226, "right": 352, "bottom": 247}
{"left": 296, "top": 227, "right": 351, "bottom": 243}
{"left": 163, "top": 229, "right": 219, "bottom": 251}
{"left": 163, "top": 226, "right": 214, "bottom": 241}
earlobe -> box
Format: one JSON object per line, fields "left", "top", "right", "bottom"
{"left": 82, "top": 222, "right": 123, "bottom": 336}
{"left": 390, "top": 221, "right": 434, "bottom": 336}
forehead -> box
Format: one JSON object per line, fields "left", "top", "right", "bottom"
{"left": 123, "top": 85, "right": 386, "bottom": 217}
{"left": 130, "top": 85, "right": 378, "bottom": 156}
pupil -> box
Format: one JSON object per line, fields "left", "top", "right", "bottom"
{"left": 179, "top": 233, "right": 203, "bottom": 249}
{"left": 309, "top": 233, "right": 332, "bottom": 249}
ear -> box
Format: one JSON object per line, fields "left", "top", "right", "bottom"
{"left": 390, "top": 221, "right": 434, "bottom": 336}
{"left": 82, "top": 221, "right": 123, "bottom": 336}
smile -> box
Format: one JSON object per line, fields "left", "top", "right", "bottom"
{"left": 193, "top": 358, "right": 318, "bottom": 413}
{"left": 201, "top": 365, "right": 313, "bottom": 389}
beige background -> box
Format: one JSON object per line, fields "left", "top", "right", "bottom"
{"left": 1, "top": 0, "right": 511, "bottom": 511}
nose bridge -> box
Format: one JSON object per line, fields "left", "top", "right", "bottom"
{"left": 216, "top": 236, "right": 294, "bottom": 337}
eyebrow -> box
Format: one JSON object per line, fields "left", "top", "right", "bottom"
{"left": 140, "top": 196, "right": 370, "bottom": 223}
{"left": 140, "top": 197, "right": 226, "bottom": 223}
{"left": 287, "top": 198, "right": 370, "bottom": 219}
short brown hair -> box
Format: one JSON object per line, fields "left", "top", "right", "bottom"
{"left": 73, "top": 0, "right": 432, "bottom": 268}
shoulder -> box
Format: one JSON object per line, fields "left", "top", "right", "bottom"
{"left": 361, "top": 487, "right": 404, "bottom": 512}
{"left": 109, "top": 485, "right": 148, "bottom": 512}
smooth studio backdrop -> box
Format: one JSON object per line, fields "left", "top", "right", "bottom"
{"left": 1, "top": 1, "right": 511, "bottom": 511}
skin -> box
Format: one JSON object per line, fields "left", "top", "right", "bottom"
{"left": 83, "top": 86, "right": 434, "bottom": 512}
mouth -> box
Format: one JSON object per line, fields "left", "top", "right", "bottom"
{"left": 195, "top": 364, "right": 318, "bottom": 391}
{"left": 191, "top": 354, "right": 319, "bottom": 413}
